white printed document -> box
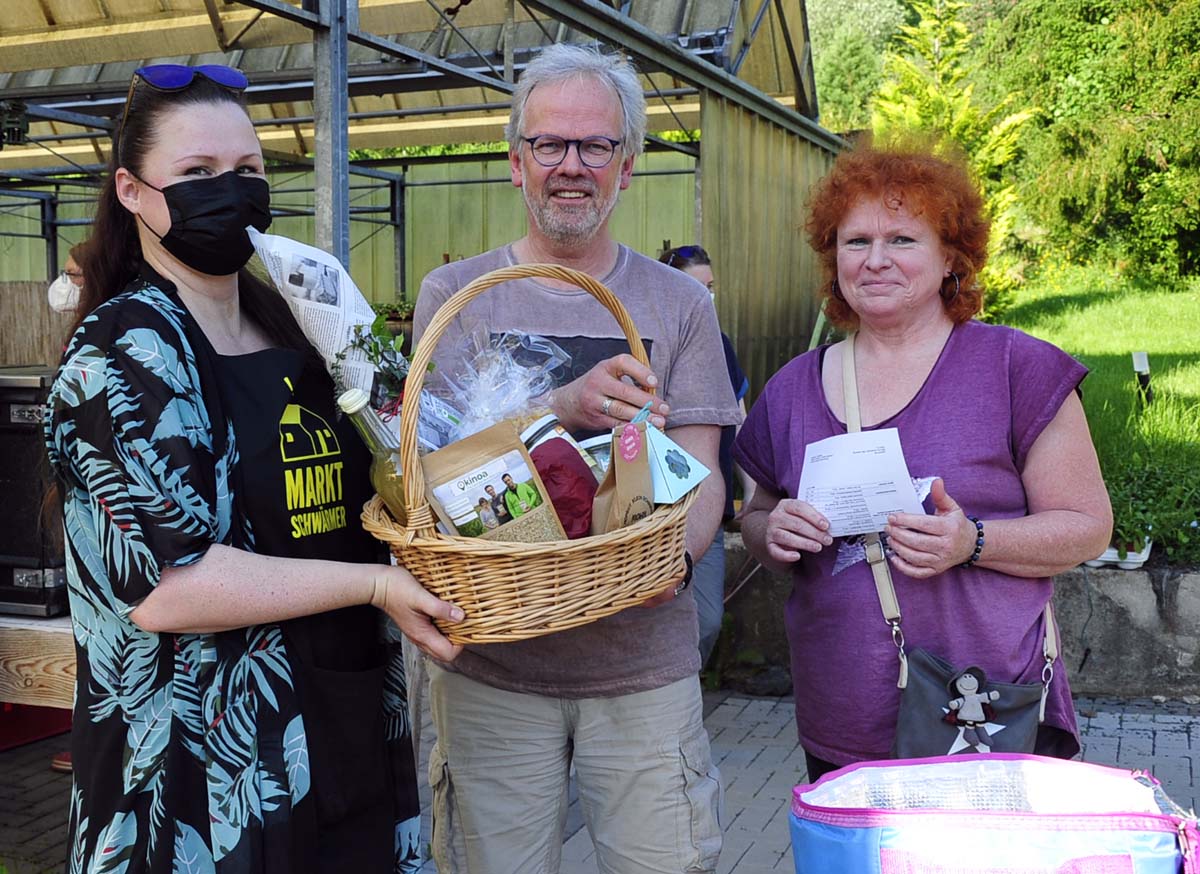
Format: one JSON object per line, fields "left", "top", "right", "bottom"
{"left": 797, "top": 428, "right": 925, "bottom": 537}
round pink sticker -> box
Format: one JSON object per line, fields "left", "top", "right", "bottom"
{"left": 619, "top": 423, "right": 642, "bottom": 462}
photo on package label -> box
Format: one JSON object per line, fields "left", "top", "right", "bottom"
{"left": 430, "top": 448, "right": 545, "bottom": 537}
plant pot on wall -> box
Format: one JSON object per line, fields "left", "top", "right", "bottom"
{"left": 372, "top": 300, "right": 415, "bottom": 355}
{"left": 1084, "top": 539, "right": 1153, "bottom": 570}
{"left": 384, "top": 318, "right": 414, "bottom": 354}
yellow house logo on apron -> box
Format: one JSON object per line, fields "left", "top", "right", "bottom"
{"left": 280, "top": 402, "right": 347, "bottom": 539}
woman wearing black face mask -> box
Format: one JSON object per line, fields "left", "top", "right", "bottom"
{"left": 45, "top": 65, "right": 462, "bottom": 874}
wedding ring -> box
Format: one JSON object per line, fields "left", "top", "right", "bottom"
{"left": 601, "top": 396, "right": 614, "bottom": 417}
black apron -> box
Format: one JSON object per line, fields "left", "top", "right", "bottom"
{"left": 213, "top": 349, "right": 393, "bottom": 872}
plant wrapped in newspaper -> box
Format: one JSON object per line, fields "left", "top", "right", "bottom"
{"left": 333, "top": 315, "right": 415, "bottom": 417}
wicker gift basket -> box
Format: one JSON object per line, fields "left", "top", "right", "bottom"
{"left": 361, "top": 263, "right": 695, "bottom": 644}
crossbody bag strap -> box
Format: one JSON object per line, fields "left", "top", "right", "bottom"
{"left": 842, "top": 333, "right": 908, "bottom": 688}
{"left": 1040, "top": 602, "right": 1058, "bottom": 721}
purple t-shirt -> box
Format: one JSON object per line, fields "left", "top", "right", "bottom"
{"left": 732, "top": 321, "right": 1087, "bottom": 765}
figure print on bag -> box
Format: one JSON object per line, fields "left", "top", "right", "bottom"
{"left": 943, "top": 666, "right": 1003, "bottom": 754}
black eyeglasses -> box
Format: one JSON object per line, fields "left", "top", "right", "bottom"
{"left": 118, "top": 65, "right": 249, "bottom": 161}
{"left": 522, "top": 135, "right": 623, "bottom": 169}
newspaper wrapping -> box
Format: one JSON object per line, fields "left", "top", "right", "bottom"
{"left": 248, "top": 227, "right": 378, "bottom": 395}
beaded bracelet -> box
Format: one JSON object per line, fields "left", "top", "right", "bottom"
{"left": 962, "top": 515, "right": 985, "bottom": 567}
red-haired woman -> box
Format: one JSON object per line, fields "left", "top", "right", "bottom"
{"left": 733, "top": 142, "right": 1112, "bottom": 778}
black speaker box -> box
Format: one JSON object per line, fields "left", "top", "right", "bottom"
{"left": 0, "top": 365, "right": 67, "bottom": 616}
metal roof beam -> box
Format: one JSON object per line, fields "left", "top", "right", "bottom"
{"left": 12, "top": 66, "right": 464, "bottom": 112}
{"left": 8, "top": 51, "right": 718, "bottom": 113}
{"left": 521, "top": 0, "right": 843, "bottom": 152}
{"left": 23, "top": 105, "right": 115, "bottom": 132}
{"left": 0, "top": 0, "right": 527, "bottom": 73}
{"left": 731, "top": 0, "right": 772, "bottom": 74}
{"left": 771, "top": 0, "right": 810, "bottom": 117}
{"left": 236, "top": 0, "right": 514, "bottom": 94}
{"left": 345, "top": 29, "right": 514, "bottom": 94}
{"left": 644, "top": 134, "right": 698, "bottom": 158}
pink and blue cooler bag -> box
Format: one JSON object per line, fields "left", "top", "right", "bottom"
{"left": 790, "top": 755, "right": 1199, "bottom": 873}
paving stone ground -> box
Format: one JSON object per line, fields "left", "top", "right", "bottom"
{"left": 3, "top": 694, "right": 1199, "bottom": 874}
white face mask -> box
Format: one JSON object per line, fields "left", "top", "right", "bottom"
{"left": 47, "top": 274, "right": 81, "bottom": 313}
{"left": 709, "top": 292, "right": 716, "bottom": 306}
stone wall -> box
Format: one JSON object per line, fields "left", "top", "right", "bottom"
{"left": 718, "top": 532, "right": 1200, "bottom": 699}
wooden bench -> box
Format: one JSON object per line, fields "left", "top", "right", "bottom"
{"left": 0, "top": 615, "right": 74, "bottom": 709}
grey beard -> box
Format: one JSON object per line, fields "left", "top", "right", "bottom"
{"left": 523, "top": 184, "right": 619, "bottom": 246}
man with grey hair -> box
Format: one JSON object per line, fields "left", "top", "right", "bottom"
{"left": 413, "top": 43, "right": 737, "bottom": 874}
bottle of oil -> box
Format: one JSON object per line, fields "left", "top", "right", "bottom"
{"left": 337, "top": 388, "right": 407, "bottom": 525}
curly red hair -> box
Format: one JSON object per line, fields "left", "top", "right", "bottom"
{"left": 805, "top": 141, "right": 990, "bottom": 329}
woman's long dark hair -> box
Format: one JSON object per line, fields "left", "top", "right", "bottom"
{"left": 75, "top": 75, "right": 327, "bottom": 381}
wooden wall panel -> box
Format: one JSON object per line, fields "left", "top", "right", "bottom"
{"left": 700, "top": 93, "right": 835, "bottom": 400}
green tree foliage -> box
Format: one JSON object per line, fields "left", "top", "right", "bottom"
{"left": 980, "top": 0, "right": 1200, "bottom": 279}
{"left": 349, "top": 142, "right": 509, "bottom": 161}
{"left": 814, "top": 26, "right": 885, "bottom": 133}
{"left": 806, "top": 0, "right": 905, "bottom": 133}
{"left": 871, "top": 0, "right": 1036, "bottom": 318}
{"left": 807, "top": 0, "right": 907, "bottom": 54}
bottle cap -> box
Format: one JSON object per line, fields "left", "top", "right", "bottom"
{"left": 337, "top": 388, "right": 370, "bottom": 415}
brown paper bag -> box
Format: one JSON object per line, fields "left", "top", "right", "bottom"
{"left": 589, "top": 421, "right": 655, "bottom": 536}
{"left": 422, "top": 419, "right": 566, "bottom": 543}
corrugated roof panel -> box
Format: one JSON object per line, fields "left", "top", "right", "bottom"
{"left": 0, "top": 0, "right": 818, "bottom": 170}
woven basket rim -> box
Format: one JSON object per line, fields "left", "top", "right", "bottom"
{"left": 361, "top": 491, "right": 694, "bottom": 555}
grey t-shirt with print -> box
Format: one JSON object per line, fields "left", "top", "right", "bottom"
{"left": 413, "top": 243, "right": 741, "bottom": 697}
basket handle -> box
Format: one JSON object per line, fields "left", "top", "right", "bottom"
{"left": 396, "top": 262, "right": 651, "bottom": 538}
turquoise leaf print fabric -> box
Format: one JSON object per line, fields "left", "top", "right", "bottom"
{"left": 47, "top": 282, "right": 314, "bottom": 873}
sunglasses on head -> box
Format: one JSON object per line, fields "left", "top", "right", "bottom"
{"left": 666, "top": 245, "right": 705, "bottom": 266}
{"left": 134, "top": 64, "right": 249, "bottom": 92}
{"left": 118, "top": 65, "right": 249, "bottom": 161}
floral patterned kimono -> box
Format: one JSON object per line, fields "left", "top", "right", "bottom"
{"left": 45, "top": 270, "right": 421, "bottom": 873}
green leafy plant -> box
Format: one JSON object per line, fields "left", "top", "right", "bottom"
{"left": 1104, "top": 458, "right": 1156, "bottom": 557}
{"left": 332, "top": 316, "right": 419, "bottom": 406}
{"left": 370, "top": 299, "right": 414, "bottom": 321}
{"left": 978, "top": 0, "right": 1200, "bottom": 280}
{"left": 1104, "top": 454, "right": 1200, "bottom": 564}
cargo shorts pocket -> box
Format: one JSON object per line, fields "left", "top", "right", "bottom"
{"left": 429, "top": 742, "right": 464, "bottom": 872}
{"left": 679, "top": 729, "right": 723, "bottom": 873}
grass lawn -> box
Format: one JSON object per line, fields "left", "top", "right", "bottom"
{"left": 1002, "top": 262, "right": 1200, "bottom": 563}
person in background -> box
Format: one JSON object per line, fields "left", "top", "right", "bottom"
{"left": 733, "top": 141, "right": 1112, "bottom": 780}
{"left": 413, "top": 43, "right": 737, "bottom": 874}
{"left": 46, "top": 63, "right": 461, "bottom": 873}
{"left": 47, "top": 243, "right": 87, "bottom": 313}
{"left": 660, "top": 244, "right": 754, "bottom": 665}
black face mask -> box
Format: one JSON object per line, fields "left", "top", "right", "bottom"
{"left": 136, "top": 170, "right": 271, "bottom": 276}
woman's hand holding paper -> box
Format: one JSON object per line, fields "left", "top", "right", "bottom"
{"left": 884, "top": 478, "right": 976, "bottom": 579}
